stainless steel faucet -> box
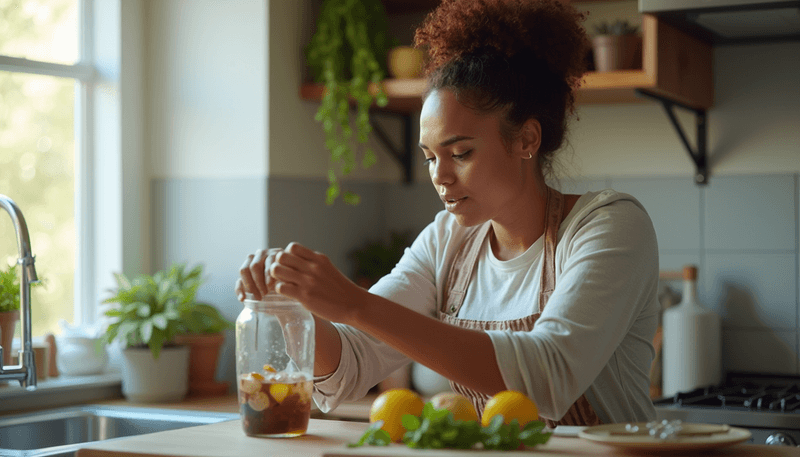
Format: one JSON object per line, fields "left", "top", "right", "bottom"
{"left": 0, "top": 194, "right": 39, "bottom": 389}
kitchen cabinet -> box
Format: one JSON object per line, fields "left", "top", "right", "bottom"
{"left": 299, "top": 0, "right": 713, "bottom": 183}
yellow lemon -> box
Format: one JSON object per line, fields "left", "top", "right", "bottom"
{"left": 480, "top": 390, "right": 539, "bottom": 428}
{"left": 369, "top": 388, "right": 424, "bottom": 442}
{"left": 269, "top": 383, "right": 290, "bottom": 403}
{"left": 429, "top": 392, "right": 479, "bottom": 422}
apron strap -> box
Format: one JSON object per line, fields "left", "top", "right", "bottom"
{"left": 442, "top": 223, "right": 492, "bottom": 315}
{"left": 538, "top": 187, "right": 564, "bottom": 312}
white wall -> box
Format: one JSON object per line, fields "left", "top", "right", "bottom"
{"left": 145, "top": 0, "right": 267, "bottom": 179}
{"left": 565, "top": 42, "right": 800, "bottom": 181}
{"left": 267, "top": 0, "right": 410, "bottom": 182}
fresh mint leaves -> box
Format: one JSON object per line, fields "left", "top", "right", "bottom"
{"left": 348, "top": 401, "right": 552, "bottom": 450}
{"left": 347, "top": 420, "right": 391, "bottom": 447}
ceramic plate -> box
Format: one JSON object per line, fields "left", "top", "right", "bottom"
{"left": 578, "top": 422, "right": 751, "bottom": 452}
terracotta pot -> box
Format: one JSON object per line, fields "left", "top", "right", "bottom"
{"left": 0, "top": 310, "right": 20, "bottom": 366}
{"left": 174, "top": 333, "right": 228, "bottom": 396}
{"left": 591, "top": 34, "right": 642, "bottom": 72}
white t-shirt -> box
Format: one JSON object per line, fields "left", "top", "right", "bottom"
{"left": 313, "top": 189, "right": 660, "bottom": 424}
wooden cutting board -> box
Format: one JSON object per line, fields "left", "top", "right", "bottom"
{"left": 75, "top": 419, "right": 800, "bottom": 457}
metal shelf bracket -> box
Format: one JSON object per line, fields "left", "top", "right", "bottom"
{"left": 636, "top": 89, "right": 709, "bottom": 185}
{"left": 369, "top": 113, "right": 414, "bottom": 184}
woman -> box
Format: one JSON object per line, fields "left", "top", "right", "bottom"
{"left": 236, "top": 0, "right": 659, "bottom": 426}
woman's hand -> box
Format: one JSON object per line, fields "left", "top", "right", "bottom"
{"left": 270, "top": 242, "right": 368, "bottom": 325}
{"left": 235, "top": 248, "right": 282, "bottom": 301}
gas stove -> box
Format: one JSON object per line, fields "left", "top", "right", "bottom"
{"left": 654, "top": 372, "right": 800, "bottom": 446}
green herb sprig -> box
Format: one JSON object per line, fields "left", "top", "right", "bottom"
{"left": 348, "top": 401, "right": 552, "bottom": 450}
{"left": 347, "top": 420, "right": 391, "bottom": 447}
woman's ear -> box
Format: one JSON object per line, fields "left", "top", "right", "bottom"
{"left": 520, "top": 118, "right": 542, "bottom": 159}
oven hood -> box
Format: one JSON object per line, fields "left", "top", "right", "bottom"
{"left": 639, "top": 0, "right": 800, "bottom": 44}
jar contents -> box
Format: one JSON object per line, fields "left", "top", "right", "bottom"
{"left": 238, "top": 367, "right": 313, "bottom": 437}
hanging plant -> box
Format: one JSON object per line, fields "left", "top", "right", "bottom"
{"left": 305, "top": 0, "right": 397, "bottom": 205}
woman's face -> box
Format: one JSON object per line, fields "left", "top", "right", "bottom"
{"left": 419, "top": 88, "right": 536, "bottom": 227}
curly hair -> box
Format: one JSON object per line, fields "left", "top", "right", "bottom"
{"left": 414, "top": 0, "right": 590, "bottom": 178}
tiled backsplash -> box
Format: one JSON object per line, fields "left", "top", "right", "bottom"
{"left": 561, "top": 174, "right": 800, "bottom": 375}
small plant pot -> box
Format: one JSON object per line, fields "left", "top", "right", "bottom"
{"left": 0, "top": 310, "right": 19, "bottom": 366}
{"left": 388, "top": 46, "right": 425, "bottom": 79}
{"left": 592, "top": 34, "right": 642, "bottom": 72}
{"left": 174, "top": 333, "right": 228, "bottom": 396}
{"left": 121, "top": 345, "right": 189, "bottom": 403}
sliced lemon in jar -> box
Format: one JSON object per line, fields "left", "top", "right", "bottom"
{"left": 239, "top": 373, "right": 262, "bottom": 395}
{"left": 247, "top": 391, "right": 270, "bottom": 411}
{"left": 251, "top": 372, "right": 265, "bottom": 381}
{"left": 269, "top": 383, "right": 291, "bottom": 403}
{"left": 263, "top": 364, "right": 277, "bottom": 373}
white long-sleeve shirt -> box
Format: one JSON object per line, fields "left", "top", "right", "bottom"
{"left": 313, "top": 189, "right": 660, "bottom": 424}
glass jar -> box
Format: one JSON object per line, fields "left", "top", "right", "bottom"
{"left": 235, "top": 292, "right": 315, "bottom": 438}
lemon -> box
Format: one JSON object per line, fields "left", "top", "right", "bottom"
{"left": 369, "top": 388, "right": 424, "bottom": 442}
{"left": 269, "top": 383, "right": 290, "bottom": 403}
{"left": 429, "top": 392, "right": 479, "bottom": 422}
{"left": 481, "top": 390, "right": 539, "bottom": 428}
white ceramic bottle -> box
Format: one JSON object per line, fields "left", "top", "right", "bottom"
{"left": 662, "top": 265, "right": 721, "bottom": 397}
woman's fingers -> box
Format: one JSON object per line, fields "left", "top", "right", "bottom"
{"left": 239, "top": 254, "right": 261, "bottom": 300}
{"left": 249, "top": 249, "right": 269, "bottom": 297}
{"left": 264, "top": 248, "right": 283, "bottom": 289}
{"left": 285, "top": 242, "right": 320, "bottom": 261}
{"left": 234, "top": 278, "right": 246, "bottom": 302}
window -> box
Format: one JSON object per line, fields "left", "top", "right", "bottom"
{"left": 1, "top": 0, "right": 89, "bottom": 337}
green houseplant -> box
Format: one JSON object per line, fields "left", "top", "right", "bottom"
{"left": 305, "top": 0, "right": 397, "bottom": 205}
{"left": 0, "top": 264, "right": 22, "bottom": 366}
{"left": 591, "top": 19, "right": 642, "bottom": 72}
{"left": 0, "top": 264, "right": 42, "bottom": 366}
{"left": 349, "top": 231, "right": 412, "bottom": 289}
{"left": 101, "top": 262, "right": 232, "bottom": 401}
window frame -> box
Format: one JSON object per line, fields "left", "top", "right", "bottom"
{"left": 0, "top": 0, "right": 145, "bottom": 331}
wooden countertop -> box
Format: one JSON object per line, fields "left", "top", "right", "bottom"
{"left": 74, "top": 418, "right": 800, "bottom": 457}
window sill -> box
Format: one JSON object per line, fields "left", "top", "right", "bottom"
{"left": 0, "top": 372, "right": 122, "bottom": 414}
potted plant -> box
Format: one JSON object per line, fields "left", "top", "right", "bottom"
{"left": 0, "top": 264, "right": 22, "bottom": 367}
{"left": 305, "top": 0, "right": 397, "bottom": 205}
{"left": 349, "top": 231, "right": 412, "bottom": 289}
{"left": 0, "top": 264, "right": 42, "bottom": 367}
{"left": 174, "top": 272, "right": 234, "bottom": 397}
{"left": 101, "top": 263, "right": 230, "bottom": 402}
{"left": 591, "top": 19, "right": 642, "bottom": 72}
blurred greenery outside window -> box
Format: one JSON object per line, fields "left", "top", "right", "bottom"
{"left": 1, "top": 0, "right": 82, "bottom": 338}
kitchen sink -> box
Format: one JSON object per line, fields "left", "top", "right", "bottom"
{"left": 0, "top": 404, "right": 240, "bottom": 457}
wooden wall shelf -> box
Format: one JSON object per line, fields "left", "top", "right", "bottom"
{"left": 299, "top": 16, "right": 712, "bottom": 113}
{"left": 300, "top": 5, "right": 714, "bottom": 184}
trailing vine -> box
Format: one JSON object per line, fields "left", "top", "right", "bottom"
{"left": 305, "top": 0, "right": 395, "bottom": 205}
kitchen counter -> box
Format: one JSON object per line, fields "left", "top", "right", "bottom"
{"left": 73, "top": 418, "right": 800, "bottom": 457}
{"left": 94, "top": 392, "right": 375, "bottom": 421}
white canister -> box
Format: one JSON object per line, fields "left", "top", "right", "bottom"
{"left": 662, "top": 265, "right": 721, "bottom": 397}
{"left": 56, "top": 336, "right": 109, "bottom": 376}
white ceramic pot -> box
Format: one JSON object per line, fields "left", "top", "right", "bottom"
{"left": 411, "top": 362, "right": 452, "bottom": 397}
{"left": 56, "top": 336, "right": 109, "bottom": 376}
{"left": 121, "top": 346, "right": 189, "bottom": 403}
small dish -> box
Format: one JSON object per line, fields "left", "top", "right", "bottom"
{"left": 578, "top": 422, "right": 751, "bottom": 452}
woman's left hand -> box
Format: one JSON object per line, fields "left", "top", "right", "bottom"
{"left": 270, "top": 242, "right": 368, "bottom": 325}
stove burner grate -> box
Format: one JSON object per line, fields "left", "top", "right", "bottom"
{"left": 663, "top": 378, "right": 800, "bottom": 413}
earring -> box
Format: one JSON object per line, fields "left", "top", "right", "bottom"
{"left": 524, "top": 152, "right": 533, "bottom": 160}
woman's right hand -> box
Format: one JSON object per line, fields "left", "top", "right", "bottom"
{"left": 235, "top": 248, "right": 282, "bottom": 302}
